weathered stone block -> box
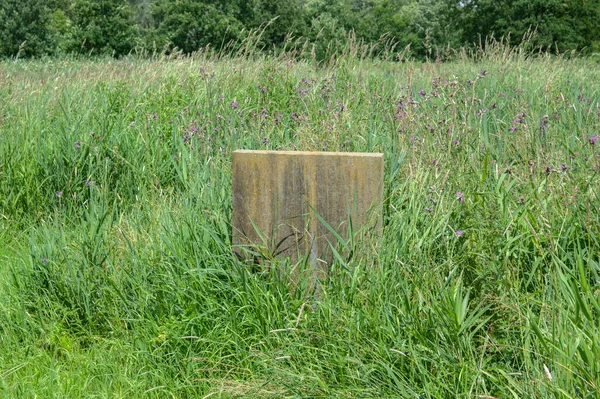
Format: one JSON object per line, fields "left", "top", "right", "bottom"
{"left": 232, "top": 150, "right": 383, "bottom": 273}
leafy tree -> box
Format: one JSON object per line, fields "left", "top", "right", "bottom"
{"left": 1, "top": 0, "right": 597, "bottom": 59}
{"left": 150, "top": 0, "right": 244, "bottom": 53}
{"left": 351, "top": 0, "right": 460, "bottom": 59}
{"left": 65, "top": 0, "right": 140, "bottom": 56}
{"left": 251, "top": 0, "right": 307, "bottom": 46}
{"left": 0, "top": 0, "right": 55, "bottom": 57}
{"left": 456, "top": 0, "right": 600, "bottom": 53}
{"left": 301, "top": 0, "right": 354, "bottom": 59}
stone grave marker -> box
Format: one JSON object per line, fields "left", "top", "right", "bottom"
{"left": 232, "top": 150, "right": 383, "bottom": 280}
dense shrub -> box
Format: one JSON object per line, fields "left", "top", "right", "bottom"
{"left": 1, "top": 0, "right": 598, "bottom": 59}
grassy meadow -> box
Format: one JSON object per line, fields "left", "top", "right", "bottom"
{"left": 0, "top": 43, "right": 599, "bottom": 398}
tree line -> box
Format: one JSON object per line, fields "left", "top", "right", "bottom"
{"left": 1, "top": 0, "right": 599, "bottom": 60}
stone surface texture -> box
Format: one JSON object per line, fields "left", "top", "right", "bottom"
{"left": 232, "top": 150, "right": 384, "bottom": 273}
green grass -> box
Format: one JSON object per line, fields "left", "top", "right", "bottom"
{"left": 1, "top": 43, "right": 599, "bottom": 398}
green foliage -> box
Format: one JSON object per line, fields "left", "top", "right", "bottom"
{"left": 0, "top": 0, "right": 56, "bottom": 57}
{"left": 456, "top": 0, "right": 600, "bottom": 53}
{"left": 65, "top": 0, "right": 141, "bottom": 56}
{"left": 304, "top": 2, "right": 350, "bottom": 60}
{"left": 251, "top": 0, "right": 307, "bottom": 46}
{"left": 1, "top": 0, "right": 599, "bottom": 59}
{"left": 1, "top": 45, "right": 600, "bottom": 396}
{"left": 150, "top": 0, "right": 244, "bottom": 53}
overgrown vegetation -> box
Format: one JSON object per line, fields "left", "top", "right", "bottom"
{"left": 0, "top": 38, "right": 599, "bottom": 397}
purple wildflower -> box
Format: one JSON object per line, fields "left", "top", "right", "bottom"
{"left": 456, "top": 191, "right": 464, "bottom": 202}
{"left": 590, "top": 135, "right": 598, "bottom": 145}
{"left": 560, "top": 163, "right": 567, "bottom": 171}
{"left": 230, "top": 101, "right": 238, "bottom": 109}
{"left": 75, "top": 141, "right": 81, "bottom": 149}
{"left": 455, "top": 230, "right": 464, "bottom": 238}
{"left": 540, "top": 115, "right": 548, "bottom": 132}
{"left": 42, "top": 258, "right": 48, "bottom": 263}
{"left": 418, "top": 90, "right": 426, "bottom": 96}
{"left": 55, "top": 191, "right": 63, "bottom": 198}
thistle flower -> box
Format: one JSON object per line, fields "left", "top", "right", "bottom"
{"left": 590, "top": 135, "right": 598, "bottom": 145}
{"left": 540, "top": 117, "right": 548, "bottom": 132}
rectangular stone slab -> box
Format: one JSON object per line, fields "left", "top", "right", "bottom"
{"left": 232, "top": 150, "right": 384, "bottom": 272}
